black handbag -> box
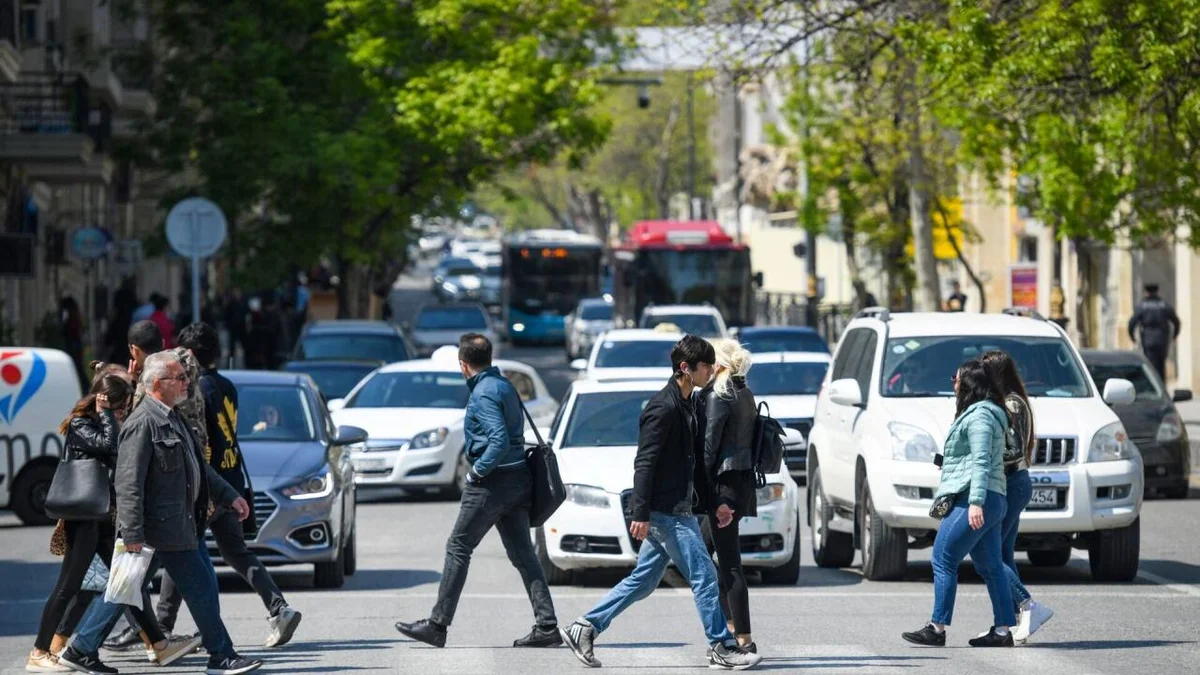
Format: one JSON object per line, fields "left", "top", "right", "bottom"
{"left": 929, "top": 492, "right": 956, "bottom": 520}
{"left": 516, "top": 397, "right": 566, "bottom": 528}
{"left": 44, "top": 452, "right": 112, "bottom": 521}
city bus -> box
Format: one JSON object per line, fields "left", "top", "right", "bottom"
{"left": 611, "top": 220, "right": 757, "bottom": 329}
{"left": 502, "top": 230, "right": 605, "bottom": 344}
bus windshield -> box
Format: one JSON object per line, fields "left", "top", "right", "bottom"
{"left": 615, "top": 247, "right": 752, "bottom": 327}
{"left": 506, "top": 246, "right": 602, "bottom": 316}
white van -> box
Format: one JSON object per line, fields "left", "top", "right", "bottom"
{"left": 0, "top": 348, "right": 82, "bottom": 525}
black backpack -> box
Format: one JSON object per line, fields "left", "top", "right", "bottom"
{"left": 751, "top": 401, "right": 786, "bottom": 485}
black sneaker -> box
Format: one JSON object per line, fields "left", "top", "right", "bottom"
{"left": 395, "top": 619, "right": 447, "bottom": 648}
{"left": 58, "top": 647, "right": 118, "bottom": 675}
{"left": 560, "top": 620, "right": 601, "bottom": 668}
{"left": 968, "top": 627, "right": 1014, "bottom": 648}
{"left": 513, "top": 625, "right": 562, "bottom": 648}
{"left": 902, "top": 624, "right": 946, "bottom": 647}
{"left": 101, "top": 626, "right": 142, "bottom": 652}
{"left": 205, "top": 655, "right": 264, "bottom": 675}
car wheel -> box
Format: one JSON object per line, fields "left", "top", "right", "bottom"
{"left": 1161, "top": 482, "right": 1190, "bottom": 499}
{"left": 1026, "top": 548, "right": 1072, "bottom": 567}
{"left": 11, "top": 463, "right": 56, "bottom": 526}
{"left": 1088, "top": 517, "right": 1140, "bottom": 582}
{"left": 761, "top": 513, "right": 802, "bottom": 586}
{"left": 535, "top": 528, "right": 573, "bottom": 585}
{"left": 314, "top": 555, "right": 346, "bottom": 589}
{"left": 442, "top": 452, "right": 470, "bottom": 500}
{"left": 809, "top": 467, "right": 854, "bottom": 568}
{"left": 859, "top": 480, "right": 908, "bottom": 581}
{"left": 342, "top": 526, "right": 357, "bottom": 576}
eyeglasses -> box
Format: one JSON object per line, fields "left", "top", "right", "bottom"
{"left": 160, "top": 374, "right": 188, "bottom": 383}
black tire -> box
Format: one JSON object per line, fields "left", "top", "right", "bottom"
{"left": 314, "top": 554, "right": 346, "bottom": 588}
{"left": 442, "top": 452, "right": 469, "bottom": 500}
{"left": 1088, "top": 517, "right": 1140, "bottom": 582}
{"left": 535, "top": 528, "right": 573, "bottom": 585}
{"left": 11, "top": 463, "right": 56, "bottom": 526}
{"left": 342, "top": 526, "right": 357, "bottom": 576}
{"left": 1026, "top": 547, "right": 1072, "bottom": 567}
{"left": 809, "top": 467, "right": 854, "bottom": 568}
{"left": 1161, "top": 482, "right": 1191, "bottom": 500}
{"left": 859, "top": 480, "right": 908, "bottom": 581}
{"left": 761, "top": 513, "right": 802, "bottom": 585}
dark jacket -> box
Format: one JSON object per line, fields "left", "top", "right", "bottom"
{"left": 65, "top": 411, "right": 120, "bottom": 468}
{"left": 463, "top": 366, "right": 526, "bottom": 477}
{"left": 115, "top": 396, "right": 240, "bottom": 552}
{"left": 199, "top": 369, "right": 251, "bottom": 495}
{"left": 1128, "top": 296, "right": 1180, "bottom": 348}
{"left": 704, "top": 378, "right": 759, "bottom": 517}
{"left": 629, "top": 378, "right": 697, "bottom": 522}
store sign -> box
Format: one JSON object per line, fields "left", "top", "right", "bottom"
{"left": 1009, "top": 264, "right": 1038, "bottom": 309}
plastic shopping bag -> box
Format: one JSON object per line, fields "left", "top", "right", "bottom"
{"left": 81, "top": 554, "right": 109, "bottom": 593}
{"left": 104, "top": 539, "right": 155, "bottom": 607}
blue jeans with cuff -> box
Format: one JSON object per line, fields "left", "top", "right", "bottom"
{"left": 584, "top": 511, "right": 733, "bottom": 645}
{"left": 998, "top": 469, "right": 1033, "bottom": 608}
{"left": 932, "top": 490, "right": 1016, "bottom": 628}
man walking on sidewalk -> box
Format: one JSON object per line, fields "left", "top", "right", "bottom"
{"left": 395, "top": 333, "right": 559, "bottom": 648}
{"left": 1129, "top": 283, "right": 1181, "bottom": 381}
{"left": 560, "top": 336, "right": 762, "bottom": 671}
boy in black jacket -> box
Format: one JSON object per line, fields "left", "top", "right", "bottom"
{"left": 560, "top": 336, "right": 762, "bottom": 671}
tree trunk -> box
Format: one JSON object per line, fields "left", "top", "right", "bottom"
{"left": 902, "top": 59, "right": 940, "bottom": 312}
{"left": 655, "top": 100, "right": 681, "bottom": 219}
{"left": 334, "top": 252, "right": 351, "bottom": 319}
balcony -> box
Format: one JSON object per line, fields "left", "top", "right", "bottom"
{"left": 0, "top": 72, "right": 113, "bottom": 184}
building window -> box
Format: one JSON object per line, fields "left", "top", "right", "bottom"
{"left": 19, "top": 2, "right": 37, "bottom": 43}
{"left": 1019, "top": 236, "right": 1038, "bottom": 263}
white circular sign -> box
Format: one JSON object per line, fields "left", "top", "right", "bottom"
{"left": 166, "top": 197, "right": 227, "bottom": 257}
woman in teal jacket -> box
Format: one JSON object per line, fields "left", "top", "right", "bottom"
{"left": 903, "top": 359, "right": 1016, "bottom": 648}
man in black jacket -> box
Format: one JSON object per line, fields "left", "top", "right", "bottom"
{"left": 560, "top": 336, "right": 762, "bottom": 671}
{"left": 153, "top": 323, "right": 301, "bottom": 648}
{"left": 1128, "top": 283, "right": 1181, "bottom": 380}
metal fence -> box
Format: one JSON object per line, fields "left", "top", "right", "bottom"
{"left": 754, "top": 291, "right": 853, "bottom": 346}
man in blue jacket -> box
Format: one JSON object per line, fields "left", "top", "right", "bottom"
{"left": 396, "top": 333, "right": 559, "bottom": 648}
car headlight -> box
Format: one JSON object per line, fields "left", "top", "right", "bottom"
{"left": 756, "top": 483, "right": 786, "bottom": 503}
{"left": 889, "top": 422, "right": 938, "bottom": 462}
{"left": 1157, "top": 411, "right": 1184, "bottom": 443}
{"left": 1089, "top": 422, "right": 1138, "bottom": 462}
{"left": 282, "top": 469, "right": 334, "bottom": 500}
{"left": 564, "top": 484, "right": 610, "bottom": 509}
{"left": 410, "top": 427, "right": 449, "bottom": 449}
{"left": 441, "top": 281, "right": 459, "bottom": 294}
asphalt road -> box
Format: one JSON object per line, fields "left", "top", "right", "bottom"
{"left": 1, "top": 269, "right": 1198, "bottom": 674}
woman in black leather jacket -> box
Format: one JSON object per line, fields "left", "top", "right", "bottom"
{"left": 702, "top": 338, "right": 758, "bottom": 651}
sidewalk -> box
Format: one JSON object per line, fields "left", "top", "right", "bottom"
{"left": 1171, "top": 398, "right": 1200, "bottom": 488}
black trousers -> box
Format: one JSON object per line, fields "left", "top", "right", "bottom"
{"left": 701, "top": 511, "right": 752, "bottom": 635}
{"left": 156, "top": 509, "right": 286, "bottom": 631}
{"left": 430, "top": 469, "right": 556, "bottom": 628}
{"left": 35, "top": 520, "right": 165, "bottom": 650}
{"left": 1143, "top": 343, "right": 1169, "bottom": 382}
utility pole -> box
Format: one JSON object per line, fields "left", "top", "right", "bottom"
{"left": 800, "top": 10, "right": 818, "bottom": 328}
{"left": 733, "top": 79, "right": 743, "bottom": 243}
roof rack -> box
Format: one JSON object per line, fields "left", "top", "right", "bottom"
{"left": 1001, "top": 307, "right": 1046, "bottom": 321}
{"left": 854, "top": 306, "right": 891, "bottom": 322}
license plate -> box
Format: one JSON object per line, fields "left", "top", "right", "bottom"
{"left": 354, "top": 457, "right": 389, "bottom": 472}
{"left": 1027, "top": 488, "right": 1059, "bottom": 509}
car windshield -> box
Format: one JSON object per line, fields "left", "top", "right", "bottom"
{"left": 641, "top": 313, "right": 721, "bottom": 337}
{"left": 237, "top": 385, "right": 316, "bottom": 442}
{"left": 416, "top": 307, "right": 489, "bottom": 330}
{"left": 563, "top": 391, "right": 653, "bottom": 447}
{"left": 580, "top": 304, "right": 613, "bottom": 321}
{"left": 594, "top": 340, "right": 674, "bottom": 369}
{"left": 746, "top": 361, "right": 829, "bottom": 396}
{"left": 347, "top": 372, "right": 469, "bottom": 409}
{"left": 742, "top": 331, "right": 828, "bottom": 354}
{"left": 298, "top": 333, "right": 408, "bottom": 363}
{"left": 291, "top": 365, "right": 376, "bottom": 400}
{"left": 445, "top": 266, "right": 479, "bottom": 277}
{"left": 1085, "top": 360, "right": 1164, "bottom": 401}
{"left": 881, "top": 336, "right": 1091, "bottom": 398}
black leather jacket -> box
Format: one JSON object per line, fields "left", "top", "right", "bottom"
{"left": 629, "top": 379, "right": 698, "bottom": 522}
{"left": 65, "top": 411, "right": 120, "bottom": 469}
{"left": 704, "top": 378, "right": 758, "bottom": 516}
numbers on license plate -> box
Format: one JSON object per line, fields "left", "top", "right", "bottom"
{"left": 1027, "top": 488, "right": 1059, "bottom": 508}
{"left": 355, "top": 458, "right": 388, "bottom": 471}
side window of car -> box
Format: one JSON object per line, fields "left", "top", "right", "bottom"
{"left": 504, "top": 370, "right": 536, "bottom": 402}
{"left": 854, "top": 331, "right": 879, "bottom": 404}
{"left": 831, "top": 329, "right": 865, "bottom": 381}
{"left": 549, "top": 388, "right": 571, "bottom": 440}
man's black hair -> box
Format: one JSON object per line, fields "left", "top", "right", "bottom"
{"left": 152, "top": 293, "right": 169, "bottom": 311}
{"left": 127, "top": 320, "right": 164, "bottom": 354}
{"left": 1145, "top": 283, "right": 1160, "bottom": 294}
{"left": 459, "top": 333, "right": 493, "bottom": 370}
{"left": 177, "top": 322, "right": 220, "bottom": 368}
{"left": 670, "top": 335, "right": 715, "bottom": 375}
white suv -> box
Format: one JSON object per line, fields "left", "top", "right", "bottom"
{"left": 638, "top": 304, "right": 729, "bottom": 338}
{"left": 806, "top": 309, "right": 1143, "bottom": 582}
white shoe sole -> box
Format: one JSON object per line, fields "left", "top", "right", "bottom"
{"left": 204, "top": 662, "right": 263, "bottom": 675}
{"left": 157, "top": 636, "right": 203, "bottom": 667}
{"left": 25, "top": 662, "right": 70, "bottom": 673}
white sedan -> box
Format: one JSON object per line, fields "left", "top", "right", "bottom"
{"left": 330, "top": 347, "right": 557, "bottom": 498}
{"left": 570, "top": 328, "right": 682, "bottom": 382}
{"left": 744, "top": 351, "right": 832, "bottom": 480}
{"left": 532, "top": 378, "right": 805, "bottom": 585}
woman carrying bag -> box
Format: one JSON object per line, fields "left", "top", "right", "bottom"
{"left": 902, "top": 359, "right": 1016, "bottom": 648}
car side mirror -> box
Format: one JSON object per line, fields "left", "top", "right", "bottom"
{"left": 334, "top": 425, "right": 368, "bottom": 445}
{"left": 781, "top": 427, "right": 805, "bottom": 448}
{"left": 828, "top": 378, "right": 864, "bottom": 408}
{"left": 570, "top": 359, "right": 588, "bottom": 371}
{"left": 327, "top": 398, "right": 346, "bottom": 412}
{"left": 1174, "top": 389, "right": 1193, "bottom": 402}
{"left": 1102, "top": 378, "right": 1136, "bottom": 406}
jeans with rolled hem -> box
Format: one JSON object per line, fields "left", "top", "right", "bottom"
{"left": 584, "top": 511, "right": 733, "bottom": 646}
{"left": 999, "top": 470, "right": 1033, "bottom": 608}
{"left": 932, "top": 490, "right": 1016, "bottom": 628}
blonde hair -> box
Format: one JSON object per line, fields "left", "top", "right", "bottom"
{"left": 710, "top": 338, "right": 752, "bottom": 399}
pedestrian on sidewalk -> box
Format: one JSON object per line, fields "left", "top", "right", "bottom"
{"left": 560, "top": 336, "right": 762, "bottom": 671}
{"left": 1128, "top": 283, "right": 1180, "bottom": 382}
{"left": 58, "top": 351, "right": 263, "bottom": 675}
{"left": 903, "top": 359, "right": 1015, "bottom": 648}
{"left": 153, "top": 322, "right": 302, "bottom": 648}
{"left": 395, "top": 333, "right": 559, "bottom": 649}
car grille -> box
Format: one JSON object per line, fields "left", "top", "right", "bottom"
{"left": 779, "top": 418, "right": 812, "bottom": 470}
{"left": 619, "top": 490, "right": 642, "bottom": 553}
{"left": 780, "top": 418, "right": 813, "bottom": 438}
{"left": 1031, "top": 437, "right": 1076, "bottom": 465}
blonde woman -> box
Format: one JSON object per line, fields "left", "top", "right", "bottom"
{"left": 702, "top": 338, "right": 759, "bottom": 651}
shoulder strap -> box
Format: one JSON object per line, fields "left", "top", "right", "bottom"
{"left": 504, "top": 375, "right": 545, "bottom": 446}
{"left": 757, "top": 400, "right": 770, "bottom": 417}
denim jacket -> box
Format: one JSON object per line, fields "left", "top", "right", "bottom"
{"left": 463, "top": 367, "right": 526, "bottom": 477}
{"left": 936, "top": 400, "right": 1009, "bottom": 506}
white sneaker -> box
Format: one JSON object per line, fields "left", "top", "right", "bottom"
{"left": 265, "top": 607, "right": 302, "bottom": 647}
{"left": 1012, "top": 605, "right": 1034, "bottom": 642}
{"left": 1027, "top": 602, "right": 1054, "bottom": 639}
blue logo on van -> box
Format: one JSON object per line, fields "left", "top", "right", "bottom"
{"left": 0, "top": 351, "right": 46, "bottom": 425}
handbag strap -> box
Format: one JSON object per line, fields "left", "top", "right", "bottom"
{"left": 514, "top": 393, "right": 546, "bottom": 446}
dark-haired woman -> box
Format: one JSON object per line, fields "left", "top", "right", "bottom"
{"left": 903, "top": 359, "right": 1016, "bottom": 648}
{"left": 981, "top": 351, "right": 1054, "bottom": 642}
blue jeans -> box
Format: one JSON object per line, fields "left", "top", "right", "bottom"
{"left": 931, "top": 490, "right": 1016, "bottom": 628}
{"left": 999, "top": 470, "right": 1032, "bottom": 608}
{"left": 72, "top": 546, "right": 235, "bottom": 661}
{"left": 584, "top": 512, "right": 732, "bottom": 645}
